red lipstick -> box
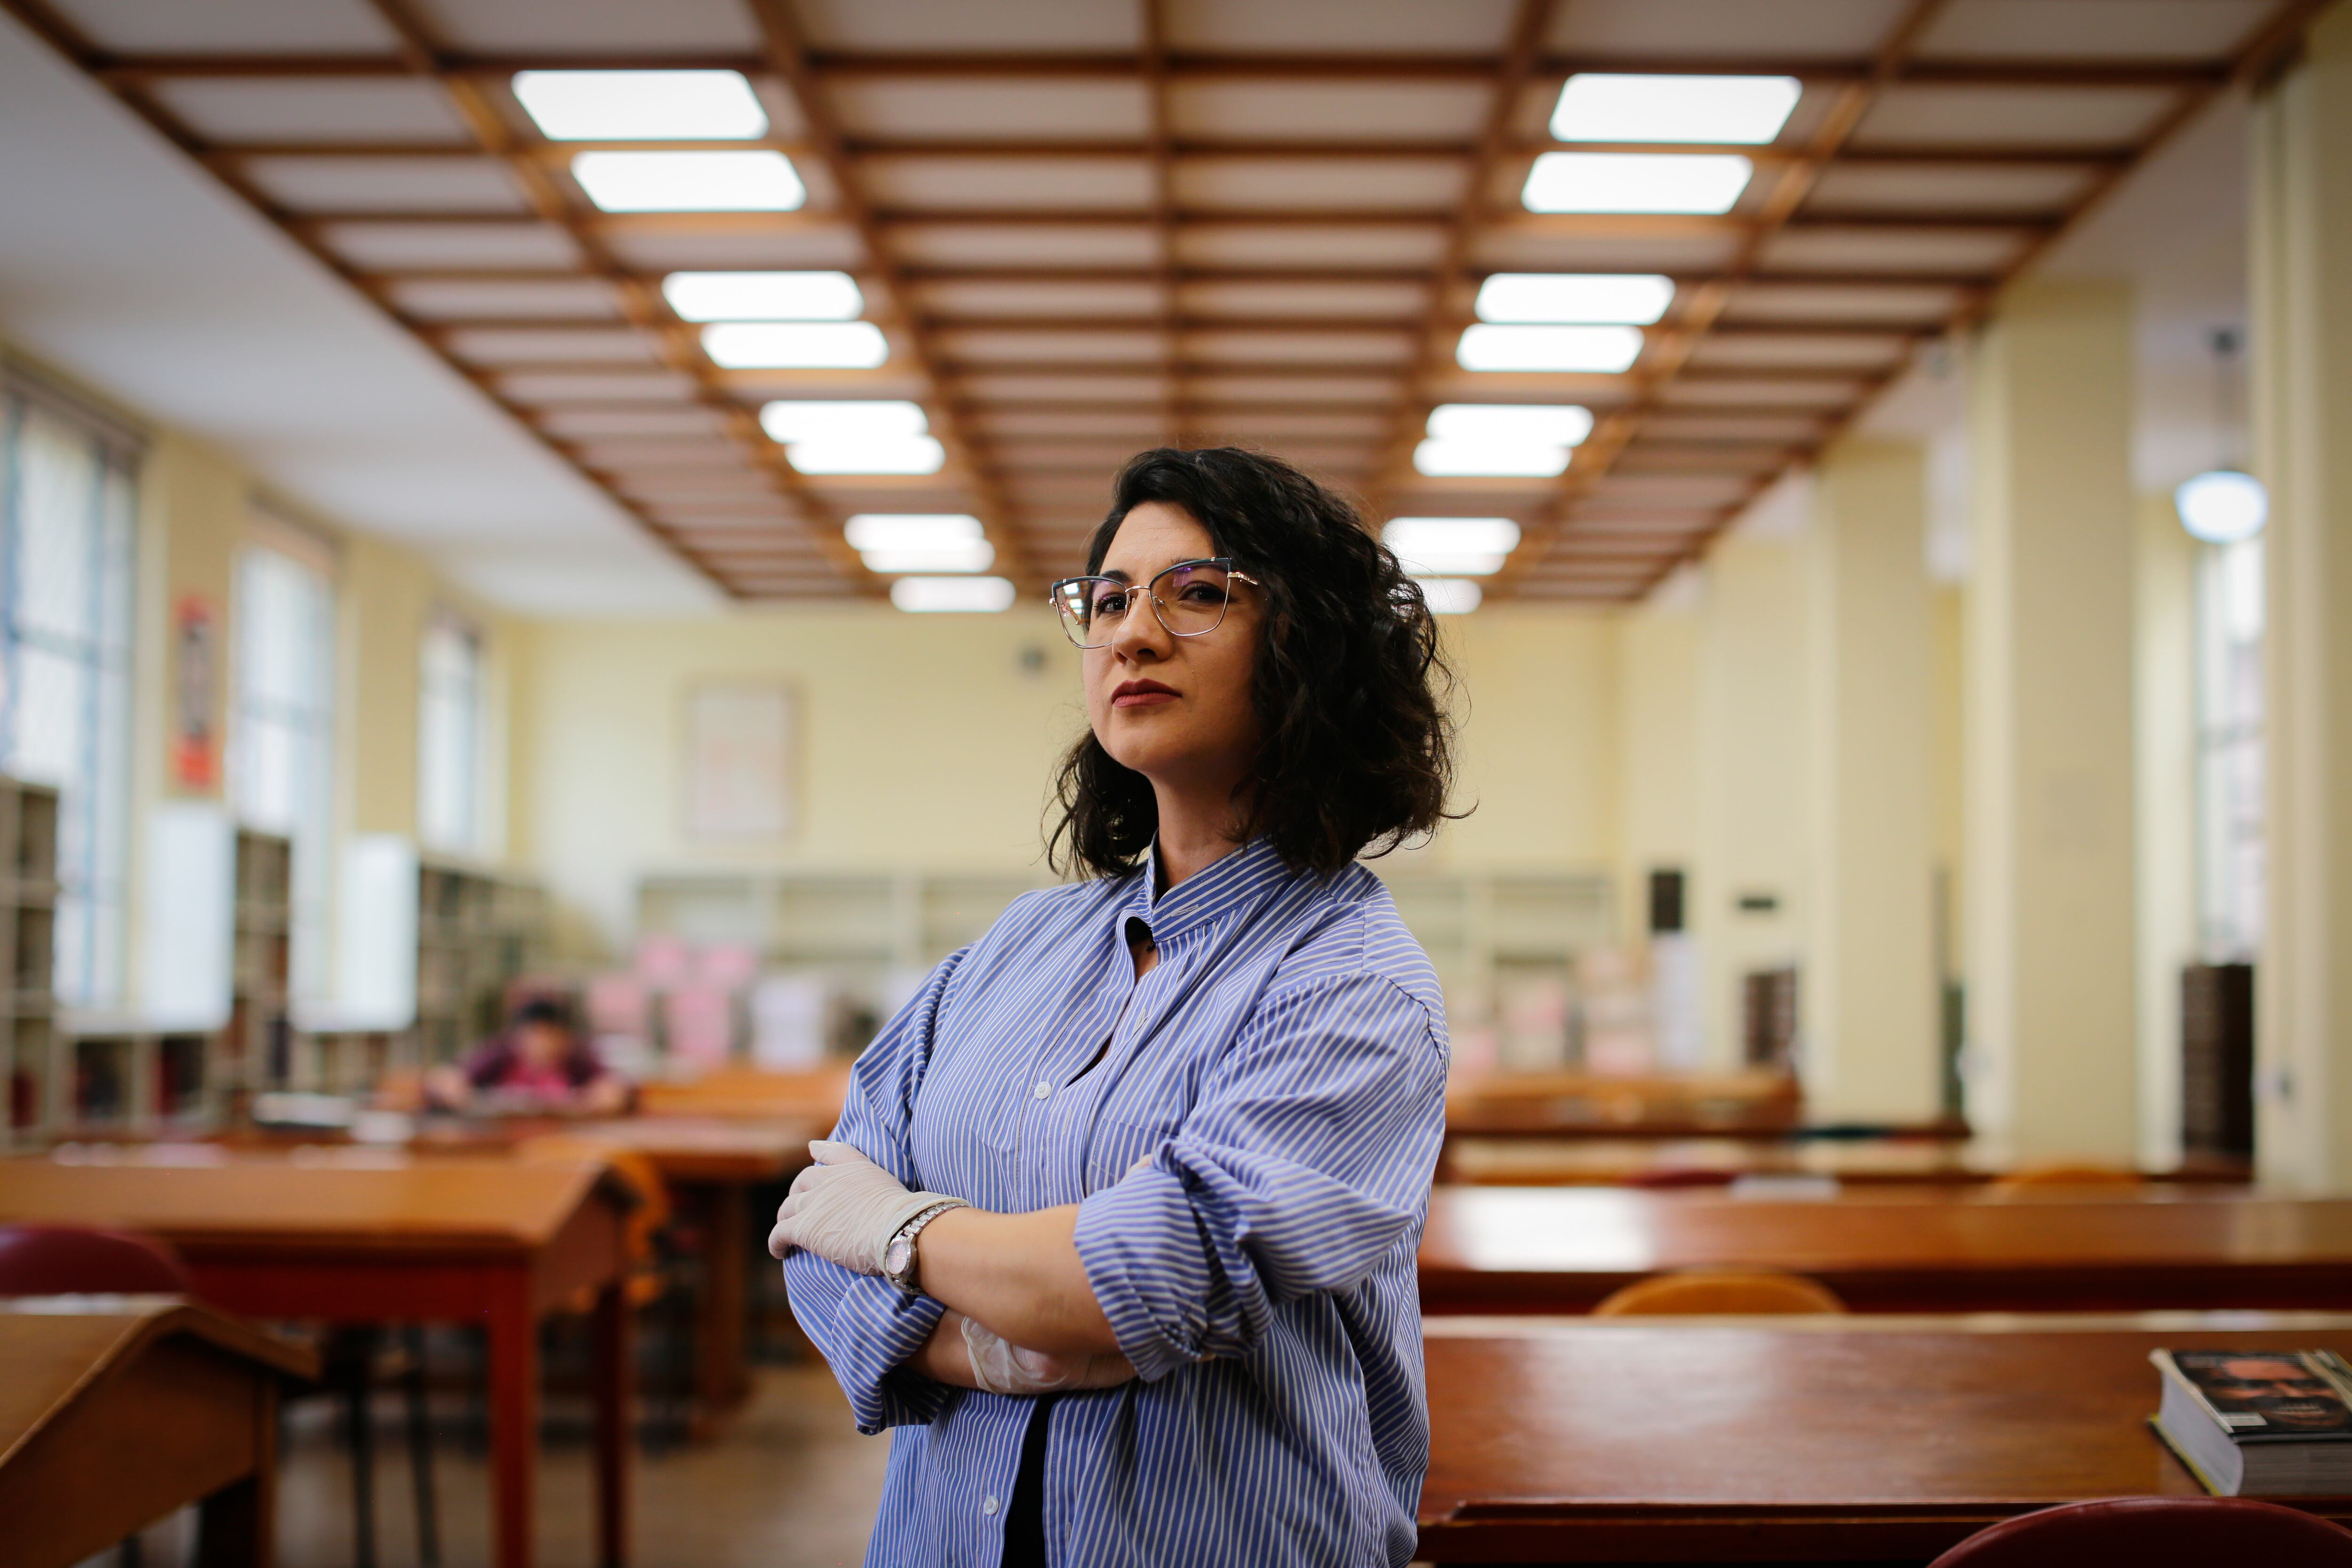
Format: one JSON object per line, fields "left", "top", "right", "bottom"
{"left": 1111, "top": 678, "right": 1178, "bottom": 708}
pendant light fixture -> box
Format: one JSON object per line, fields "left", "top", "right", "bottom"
{"left": 2175, "top": 327, "right": 2267, "bottom": 544}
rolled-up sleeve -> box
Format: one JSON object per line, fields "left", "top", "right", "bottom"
{"left": 783, "top": 952, "right": 965, "bottom": 1433}
{"left": 1072, "top": 971, "right": 1446, "bottom": 1382}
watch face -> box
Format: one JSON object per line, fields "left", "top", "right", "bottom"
{"left": 885, "top": 1236, "right": 912, "bottom": 1279}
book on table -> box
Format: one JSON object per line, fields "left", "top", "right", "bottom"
{"left": 2151, "top": 1348, "right": 2352, "bottom": 1496}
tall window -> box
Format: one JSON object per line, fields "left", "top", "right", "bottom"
{"left": 231, "top": 538, "right": 336, "bottom": 1000}
{"left": 2193, "top": 536, "right": 2264, "bottom": 959}
{"left": 418, "top": 613, "right": 484, "bottom": 855}
{"left": 0, "top": 381, "right": 136, "bottom": 1007}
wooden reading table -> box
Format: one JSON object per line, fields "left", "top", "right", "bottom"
{"left": 0, "top": 1161, "right": 630, "bottom": 1568}
{"left": 204, "top": 1108, "right": 825, "bottom": 1423}
{"left": 1418, "top": 1314, "right": 2352, "bottom": 1564}
{"left": 1419, "top": 1186, "right": 2352, "bottom": 1314}
{"left": 0, "top": 1301, "right": 314, "bottom": 1568}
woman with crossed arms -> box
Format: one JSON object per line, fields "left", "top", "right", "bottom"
{"left": 771, "top": 446, "right": 1458, "bottom": 1567}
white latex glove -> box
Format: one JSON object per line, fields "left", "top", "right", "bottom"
{"left": 961, "top": 1314, "right": 1136, "bottom": 1397}
{"left": 766, "top": 1140, "right": 967, "bottom": 1274}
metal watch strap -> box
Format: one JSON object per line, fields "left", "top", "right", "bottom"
{"left": 887, "top": 1199, "right": 967, "bottom": 1293}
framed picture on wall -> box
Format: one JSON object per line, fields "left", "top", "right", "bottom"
{"left": 683, "top": 681, "right": 798, "bottom": 841}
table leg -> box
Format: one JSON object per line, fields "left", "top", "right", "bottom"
{"left": 487, "top": 1270, "right": 539, "bottom": 1568}
{"left": 196, "top": 1383, "right": 278, "bottom": 1568}
{"left": 696, "top": 1181, "right": 751, "bottom": 1412}
{"left": 591, "top": 1279, "right": 633, "bottom": 1568}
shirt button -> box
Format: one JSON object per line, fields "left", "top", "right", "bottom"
{"left": 1032, "top": 1080, "right": 1052, "bottom": 1100}
{"left": 982, "top": 1495, "right": 1000, "bottom": 1515}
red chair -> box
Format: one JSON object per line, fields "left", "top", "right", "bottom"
{"left": 0, "top": 1222, "right": 191, "bottom": 1295}
{"left": 1928, "top": 1496, "right": 2352, "bottom": 1566}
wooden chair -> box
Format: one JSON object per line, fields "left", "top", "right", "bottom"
{"left": 1986, "top": 1164, "right": 2147, "bottom": 1196}
{"left": 1926, "top": 1496, "right": 2352, "bottom": 1566}
{"left": 1593, "top": 1268, "right": 1847, "bottom": 1316}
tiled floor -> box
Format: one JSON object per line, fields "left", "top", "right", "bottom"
{"left": 111, "top": 1362, "right": 889, "bottom": 1568}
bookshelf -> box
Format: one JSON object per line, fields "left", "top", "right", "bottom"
{"left": 409, "top": 858, "right": 549, "bottom": 1069}
{"left": 0, "top": 779, "right": 57, "bottom": 1148}
{"left": 632, "top": 865, "right": 1615, "bottom": 1055}
{"left": 227, "top": 829, "right": 292, "bottom": 1103}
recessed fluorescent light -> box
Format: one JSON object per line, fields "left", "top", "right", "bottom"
{"left": 1413, "top": 406, "right": 1592, "bottom": 479}
{"left": 891, "top": 576, "right": 1016, "bottom": 613}
{"left": 513, "top": 70, "right": 770, "bottom": 141}
{"left": 1413, "top": 443, "right": 1569, "bottom": 478}
{"left": 759, "top": 400, "right": 929, "bottom": 443}
{"left": 1457, "top": 324, "right": 1644, "bottom": 374}
{"left": 759, "top": 400, "right": 942, "bottom": 475}
{"left": 572, "top": 150, "right": 805, "bottom": 212}
{"left": 1386, "top": 517, "right": 1522, "bottom": 557}
{"left": 1416, "top": 579, "right": 1484, "bottom": 614}
{"left": 1427, "top": 405, "right": 1594, "bottom": 447}
{"left": 703, "top": 321, "right": 889, "bottom": 369}
{"left": 861, "top": 541, "right": 996, "bottom": 574}
{"left": 789, "top": 437, "right": 945, "bottom": 475}
{"left": 1385, "top": 517, "right": 1521, "bottom": 575}
{"left": 1475, "top": 273, "right": 1674, "bottom": 325}
{"left": 845, "top": 514, "right": 984, "bottom": 551}
{"left": 1522, "top": 152, "right": 1752, "bottom": 215}
{"left": 664, "top": 271, "right": 863, "bottom": 321}
{"left": 1551, "top": 73, "right": 1800, "bottom": 145}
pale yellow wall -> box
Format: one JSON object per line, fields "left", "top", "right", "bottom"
{"left": 1805, "top": 438, "right": 1941, "bottom": 1122}
{"left": 1692, "top": 533, "right": 1810, "bottom": 1068}
{"left": 2134, "top": 491, "right": 2198, "bottom": 1170}
{"left": 1402, "top": 606, "right": 1618, "bottom": 874}
{"left": 512, "top": 603, "right": 1625, "bottom": 957}
{"left": 1612, "top": 597, "right": 1701, "bottom": 943}
{"left": 2253, "top": 2, "right": 2352, "bottom": 1190}
{"left": 1963, "top": 279, "right": 2141, "bottom": 1160}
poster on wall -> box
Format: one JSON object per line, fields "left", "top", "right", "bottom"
{"left": 172, "top": 594, "right": 218, "bottom": 789}
{"left": 683, "top": 681, "right": 797, "bottom": 841}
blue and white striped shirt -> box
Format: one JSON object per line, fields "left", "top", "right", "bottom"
{"left": 784, "top": 836, "right": 1449, "bottom": 1567}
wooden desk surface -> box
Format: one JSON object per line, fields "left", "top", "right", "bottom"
{"left": 636, "top": 1066, "right": 850, "bottom": 1124}
{"left": 1419, "top": 1186, "right": 2352, "bottom": 1313}
{"left": 1, "top": 1303, "right": 314, "bottom": 1568}
{"left": 1441, "top": 1135, "right": 2004, "bottom": 1186}
{"left": 1418, "top": 1315, "right": 2352, "bottom": 1563}
{"left": 0, "top": 1160, "right": 609, "bottom": 1256}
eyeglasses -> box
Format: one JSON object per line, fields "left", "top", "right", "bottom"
{"left": 1048, "top": 557, "right": 1260, "bottom": 649}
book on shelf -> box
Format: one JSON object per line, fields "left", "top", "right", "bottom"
{"left": 2151, "top": 1348, "right": 2352, "bottom": 1496}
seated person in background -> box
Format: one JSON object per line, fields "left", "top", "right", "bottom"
{"left": 423, "top": 998, "right": 632, "bottom": 1114}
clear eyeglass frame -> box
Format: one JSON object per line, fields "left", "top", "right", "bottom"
{"left": 1047, "top": 557, "right": 1261, "bottom": 649}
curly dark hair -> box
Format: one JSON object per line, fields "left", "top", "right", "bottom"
{"left": 1046, "top": 446, "right": 1461, "bottom": 880}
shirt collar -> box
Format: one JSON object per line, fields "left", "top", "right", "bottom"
{"left": 1123, "top": 835, "right": 1296, "bottom": 947}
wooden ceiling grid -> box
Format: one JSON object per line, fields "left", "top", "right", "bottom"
{"left": 0, "top": 0, "right": 2334, "bottom": 603}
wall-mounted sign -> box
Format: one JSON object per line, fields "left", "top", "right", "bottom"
{"left": 172, "top": 594, "right": 218, "bottom": 790}
{"left": 683, "top": 681, "right": 797, "bottom": 841}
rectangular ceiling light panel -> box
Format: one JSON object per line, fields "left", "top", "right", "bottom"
{"left": 573, "top": 151, "right": 805, "bottom": 212}
{"left": 861, "top": 542, "right": 997, "bottom": 574}
{"left": 1523, "top": 152, "right": 1752, "bottom": 215}
{"left": 702, "top": 321, "right": 890, "bottom": 368}
{"left": 1415, "top": 578, "right": 1483, "bottom": 614}
{"left": 1475, "top": 273, "right": 1675, "bottom": 325}
{"left": 1456, "top": 324, "right": 1644, "bottom": 374}
{"left": 892, "top": 576, "right": 1017, "bottom": 613}
{"left": 514, "top": 71, "right": 770, "bottom": 141}
{"left": 1550, "top": 74, "right": 1800, "bottom": 145}
{"left": 664, "top": 271, "right": 864, "bottom": 321}
{"left": 1414, "top": 403, "right": 1592, "bottom": 478}
{"left": 1385, "top": 517, "right": 1522, "bottom": 576}
{"left": 762, "top": 399, "right": 942, "bottom": 476}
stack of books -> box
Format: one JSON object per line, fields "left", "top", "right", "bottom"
{"left": 2152, "top": 1349, "right": 2352, "bottom": 1496}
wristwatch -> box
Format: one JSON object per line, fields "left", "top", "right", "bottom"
{"left": 883, "top": 1199, "right": 967, "bottom": 1294}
